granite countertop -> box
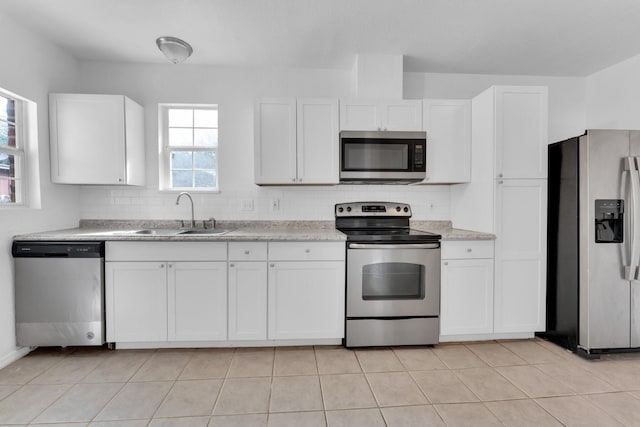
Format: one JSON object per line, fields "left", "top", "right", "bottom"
{"left": 13, "top": 220, "right": 495, "bottom": 242}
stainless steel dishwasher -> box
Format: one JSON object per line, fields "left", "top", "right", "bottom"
{"left": 12, "top": 241, "right": 105, "bottom": 346}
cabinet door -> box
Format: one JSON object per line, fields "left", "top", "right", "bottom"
{"left": 494, "top": 86, "right": 548, "bottom": 179}
{"left": 254, "top": 98, "right": 297, "bottom": 184}
{"left": 494, "top": 179, "right": 547, "bottom": 333}
{"left": 296, "top": 98, "right": 339, "bottom": 184}
{"left": 228, "top": 262, "right": 268, "bottom": 340}
{"left": 339, "top": 100, "right": 380, "bottom": 131}
{"left": 381, "top": 100, "right": 423, "bottom": 131}
{"left": 421, "top": 99, "right": 471, "bottom": 184}
{"left": 105, "top": 262, "right": 167, "bottom": 342}
{"left": 268, "top": 261, "right": 345, "bottom": 340}
{"left": 168, "top": 262, "right": 227, "bottom": 341}
{"left": 50, "top": 94, "right": 127, "bottom": 184}
{"left": 440, "top": 259, "right": 494, "bottom": 336}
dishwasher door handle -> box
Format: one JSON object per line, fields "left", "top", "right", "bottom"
{"left": 348, "top": 243, "right": 440, "bottom": 250}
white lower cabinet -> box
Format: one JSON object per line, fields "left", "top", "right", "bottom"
{"left": 168, "top": 262, "right": 227, "bottom": 341}
{"left": 440, "top": 240, "right": 495, "bottom": 340}
{"left": 105, "top": 242, "right": 228, "bottom": 343}
{"left": 228, "top": 242, "right": 268, "bottom": 341}
{"left": 267, "top": 242, "right": 345, "bottom": 340}
{"left": 106, "top": 262, "right": 168, "bottom": 342}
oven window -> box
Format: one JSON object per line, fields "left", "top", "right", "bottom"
{"left": 362, "top": 262, "right": 425, "bottom": 300}
{"left": 343, "top": 143, "right": 408, "bottom": 170}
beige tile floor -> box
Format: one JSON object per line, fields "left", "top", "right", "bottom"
{"left": 1, "top": 338, "right": 640, "bottom": 426}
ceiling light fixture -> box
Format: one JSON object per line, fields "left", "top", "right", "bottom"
{"left": 156, "top": 36, "right": 193, "bottom": 64}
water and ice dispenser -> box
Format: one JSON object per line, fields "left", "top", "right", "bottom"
{"left": 595, "top": 199, "right": 624, "bottom": 243}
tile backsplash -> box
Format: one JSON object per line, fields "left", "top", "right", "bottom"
{"left": 79, "top": 185, "right": 451, "bottom": 221}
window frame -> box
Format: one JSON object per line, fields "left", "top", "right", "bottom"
{"left": 158, "top": 103, "right": 219, "bottom": 192}
{"left": 0, "top": 90, "right": 26, "bottom": 207}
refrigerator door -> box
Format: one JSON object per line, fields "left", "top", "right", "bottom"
{"left": 630, "top": 131, "right": 640, "bottom": 347}
{"left": 580, "top": 130, "right": 631, "bottom": 350}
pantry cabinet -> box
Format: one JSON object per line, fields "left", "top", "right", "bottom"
{"left": 339, "top": 99, "right": 422, "bottom": 131}
{"left": 493, "top": 179, "right": 547, "bottom": 333}
{"left": 49, "top": 93, "right": 145, "bottom": 185}
{"left": 440, "top": 240, "right": 494, "bottom": 340}
{"left": 267, "top": 242, "right": 345, "bottom": 340}
{"left": 450, "top": 85, "right": 548, "bottom": 338}
{"left": 254, "top": 98, "right": 339, "bottom": 184}
{"left": 421, "top": 99, "right": 471, "bottom": 184}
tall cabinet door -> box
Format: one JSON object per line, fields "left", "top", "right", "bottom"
{"left": 167, "top": 261, "right": 227, "bottom": 341}
{"left": 494, "top": 179, "right": 547, "bottom": 333}
{"left": 296, "top": 98, "right": 339, "bottom": 184}
{"left": 105, "top": 262, "right": 168, "bottom": 342}
{"left": 254, "top": 98, "right": 297, "bottom": 184}
{"left": 494, "top": 86, "right": 548, "bottom": 179}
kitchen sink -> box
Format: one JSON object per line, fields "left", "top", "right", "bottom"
{"left": 177, "top": 229, "right": 232, "bottom": 235}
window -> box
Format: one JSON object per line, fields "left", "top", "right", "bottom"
{"left": 159, "top": 104, "right": 218, "bottom": 191}
{"left": 0, "top": 92, "right": 24, "bottom": 205}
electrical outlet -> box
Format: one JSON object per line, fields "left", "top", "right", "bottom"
{"left": 270, "top": 199, "right": 280, "bottom": 211}
{"left": 241, "top": 199, "right": 254, "bottom": 211}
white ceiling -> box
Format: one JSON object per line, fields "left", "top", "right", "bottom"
{"left": 2, "top": 0, "right": 640, "bottom": 76}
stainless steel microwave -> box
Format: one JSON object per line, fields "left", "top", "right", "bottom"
{"left": 339, "top": 131, "right": 427, "bottom": 184}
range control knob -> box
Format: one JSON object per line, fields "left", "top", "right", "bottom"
{"left": 404, "top": 207, "right": 409, "bottom": 213}
{"left": 338, "top": 207, "right": 344, "bottom": 213}
{"left": 396, "top": 206, "right": 401, "bottom": 212}
{"left": 346, "top": 207, "right": 352, "bottom": 212}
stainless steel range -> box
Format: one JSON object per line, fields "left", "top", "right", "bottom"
{"left": 336, "top": 202, "right": 441, "bottom": 347}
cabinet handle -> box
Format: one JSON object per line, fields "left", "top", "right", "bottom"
{"left": 498, "top": 173, "right": 503, "bottom": 178}
{"left": 118, "top": 178, "right": 123, "bottom": 182}
{"left": 168, "top": 264, "right": 173, "bottom": 268}
{"left": 244, "top": 250, "right": 250, "bottom": 255}
{"left": 305, "top": 248, "right": 311, "bottom": 253}
{"left": 298, "top": 178, "right": 302, "bottom": 183}
{"left": 498, "top": 180, "right": 504, "bottom": 184}
{"left": 467, "top": 248, "right": 472, "bottom": 252}
{"left": 230, "top": 263, "right": 235, "bottom": 267}
{"left": 292, "top": 178, "right": 296, "bottom": 182}
{"left": 270, "top": 263, "right": 275, "bottom": 268}
{"left": 160, "top": 264, "right": 165, "bottom": 268}
{"left": 444, "top": 261, "right": 448, "bottom": 266}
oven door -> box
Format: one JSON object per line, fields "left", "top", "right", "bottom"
{"left": 346, "top": 242, "right": 440, "bottom": 317}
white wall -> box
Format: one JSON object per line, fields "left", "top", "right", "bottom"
{"left": 0, "top": 15, "right": 80, "bottom": 366}
{"left": 75, "top": 63, "right": 587, "bottom": 223}
{"left": 75, "top": 62, "right": 453, "bottom": 222}
{"left": 405, "top": 72, "right": 587, "bottom": 142}
{"left": 586, "top": 53, "right": 640, "bottom": 129}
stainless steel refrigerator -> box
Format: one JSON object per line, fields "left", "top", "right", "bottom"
{"left": 544, "top": 129, "right": 640, "bottom": 357}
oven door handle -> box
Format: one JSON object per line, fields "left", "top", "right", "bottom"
{"left": 348, "top": 243, "right": 440, "bottom": 250}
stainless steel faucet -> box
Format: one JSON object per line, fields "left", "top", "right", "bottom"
{"left": 175, "top": 192, "right": 196, "bottom": 228}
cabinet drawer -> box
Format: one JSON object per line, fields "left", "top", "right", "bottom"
{"left": 268, "top": 242, "right": 345, "bottom": 261}
{"left": 106, "top": 241, "right": 227, "bottom": 261}
{"left": 441, "top": 240, "right": 494, "bottom": 259}
{"left": 229, "top": 242, "right": 268, "bottom": 261}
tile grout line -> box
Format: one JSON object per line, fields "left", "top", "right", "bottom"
{"left": 148, "top": 348, "right": 199, "bottom": 422}
{"left": 210, "top": 347, "right": 237, "bottom": 419}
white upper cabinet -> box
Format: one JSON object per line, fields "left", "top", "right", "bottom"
{"left": 49, "top": 93, "right": 145, "bottom": 185}
{"left": 494, "top": 86, "right": 548, "bottom": 179}
{"left": 254, "top": 98, "right": 297, "bottom": 184}
{"left": 421, "top": 99, "right": 471, "bottom": 184}
{"left": 339, "top": 100, "right": 422, "bottom": 131}
{"left": 255, "top": 98, "right": 338, "bottom": 185}
{"left": 297, "top": 99, "right": 340, "bottom": 184}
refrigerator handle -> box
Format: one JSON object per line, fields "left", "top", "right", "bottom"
{"left": 625, "top": 157, "right": 640, "bottom": 280}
